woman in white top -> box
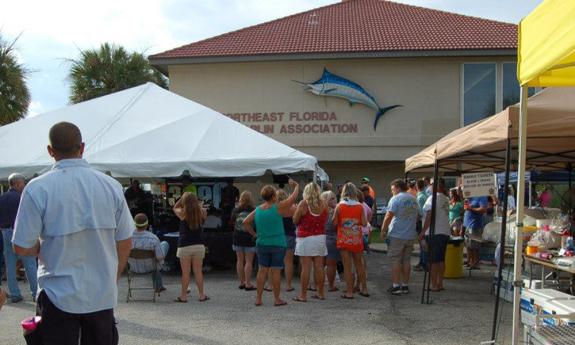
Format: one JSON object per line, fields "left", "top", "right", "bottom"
{"left": 420, "top": 179, "right": 451, "bottom": 292}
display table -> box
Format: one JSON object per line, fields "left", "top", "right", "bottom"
{"left": 524, "top": 255, "right": 575, "bottom": 294}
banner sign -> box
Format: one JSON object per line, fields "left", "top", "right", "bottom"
{"left": 462, "top": 173, "right": 497, "bottom": 198}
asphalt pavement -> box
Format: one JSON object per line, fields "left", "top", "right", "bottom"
{"left": 0, "top": 250, "right": 513, "bottom": 345}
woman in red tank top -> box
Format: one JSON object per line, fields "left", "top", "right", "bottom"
{"left": 293, "top": 183, "right": 328, "bottom": 302}
{"left": 333, "top": 183, "right": 367, "bottom": 299}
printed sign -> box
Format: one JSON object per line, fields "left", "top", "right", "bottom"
{"left": 462, "top": 173, "right": 497, "bottom": 198}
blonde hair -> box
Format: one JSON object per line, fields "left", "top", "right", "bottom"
{"left": 238, "top": 191, "right": 255, "bottom": 209}
{"left": 276, "top": 189, "right": 288, "bottom": 202}
{"left": 181, "top": 192, "right": 203, "bottom": 230}
{"left": 321, "top": 191, "right": 336, "bottom": 202}
{"left": 341, "top": 182, "right": 358, "bottom": 201}
{"left": 303, "top": 182, "right": 322, "bottom": 213}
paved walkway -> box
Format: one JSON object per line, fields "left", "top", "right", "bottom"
{"left": 0, "top": 252, "right": 512, "bottom": 344}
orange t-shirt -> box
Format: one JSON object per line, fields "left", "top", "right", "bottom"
{"left": 336, "top": 202, "right": 364, "bottom": 253}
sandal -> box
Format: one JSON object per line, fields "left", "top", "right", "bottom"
{"left": 174, "top": 297, "right": 188, "bottom": 303}
{"left": 308, "top": 287, "right": 317, "bottom": 291}
{"left": 244, "top": 286, "right": 256, "bottom": 291}
{"left": 274, "top": 300, "right": 288, "bottom": 307}
{"left": 264, "top": 287, "right": 273, "bottom": 292}
{"left": 238, "top": 284, "right": 246, "bottom": 290}
{"left": 293, "top": 296, "right": 307, "bottom": 303}
{"left": 340, "top": 294, "right": 354, "bottom": 300}
{"left": 311, "top": 295, "right": 325, "bottom": 300}
{"left": 255, "top": 302, "right": 263, "bottom": 306}
{"left": 286, "top": 287, "right": 295, "bottom": 292}
{"left": 199, "top": 296, "right": 210, "bottom": 302}
{"left": 359, "top": 292, "right": 370, "bottom": 298}
{"left": 328, "top": 287, "right": 339, "bottom": 292}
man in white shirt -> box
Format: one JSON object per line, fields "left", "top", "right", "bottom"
{"left": 421, "top": 178, "right": 451, "bottom": 292}
{"left": 13, "top": 122, "right": 133, "bottom": 345}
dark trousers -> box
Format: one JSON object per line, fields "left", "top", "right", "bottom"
{"left": 28, "top": 291, "right": 118, "bottom": 345}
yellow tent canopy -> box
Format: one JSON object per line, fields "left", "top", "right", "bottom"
{"left": 518, "top": 0, "right": 575, "bottom": 87}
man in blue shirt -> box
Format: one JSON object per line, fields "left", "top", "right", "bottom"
{"left": 13, "top": 122, "right": 134, "bottom": 345}
{"left": 463, "top": 196, "right": 488, "bottom": 269}
{"left": 381, "top": 179, "right": 419, "bottom": 295}
{"left": 0, "top": 173, "right": 37, "bottom": 303}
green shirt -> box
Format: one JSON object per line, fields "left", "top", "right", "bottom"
{"left": 416, "top": 191, "right": 427, "bottom": 217}
{"left": 449, "top": 201, "right": 463, "bottom": 223}
{"left": 254, "top": 204, "right": 286, "bottom": 247}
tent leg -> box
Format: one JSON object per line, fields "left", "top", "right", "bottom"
{"left": 491, "top": 137, "right": 511, "bottom": 342}
{"left": 421, "top": 159, "right": 438, "bottom": 305}
{"left": 512, "top": 86, "right": 529, "bottom": 345}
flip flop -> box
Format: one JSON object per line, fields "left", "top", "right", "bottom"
{"left": 340, "top": 294, "right": 354, "bottom": 300}
{"left": 199, "top": 296, "right": 210, "bottom": 302}
{"left": 244, "top": 286, "right": 256, "bottom": 291}
{"left": 308, "top": 287, "right": 317, "bottom": 291}
{"left": 328, "top": 287, "right": 339, "bottom": 292}
{"left": 238, "top": 284, "right": 246, "bottom": 290}
{"left": 174, "top": 297, "right": 188, "bottom": 303}
{"left": 311, "top": 295, "right": 325, "bottom": 300}
{"left": 264, "top": 287, "right": 273, "bottom": 292}
{"left": 255, "top": 301, "right": 263, "bottom": 306}
{"left": 359, "top": 292, "right": 370, "bottom": 297}
{"left": 274, "top": 300, "right": 288, "bottom": 307}
{"left": 286, "top": 287, "right": 295, "bottom": 292}
{"left": 293, "top": 297, "right": 307, "bottom": 303}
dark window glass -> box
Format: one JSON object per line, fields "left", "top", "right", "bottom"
{"left": 464, "top": 64, "right": 496, "bottom": 125}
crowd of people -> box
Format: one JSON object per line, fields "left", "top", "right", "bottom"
{"left": 1, "top": 121, "right": 558, "bottom": 344}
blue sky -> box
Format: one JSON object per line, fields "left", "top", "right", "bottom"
{"left": 0, "top": 0, "right": 541, "bottom": 117}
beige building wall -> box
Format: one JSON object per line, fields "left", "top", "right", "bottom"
{"left": 166, "top": 56, "right": 513, "bottom": 196}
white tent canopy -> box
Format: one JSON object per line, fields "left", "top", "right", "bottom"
{"left": 0, "top": 83, "right": 318, "bottom": 179}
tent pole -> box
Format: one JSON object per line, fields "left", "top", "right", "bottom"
{"left": 568, "top": 163, "right": 573, "bottom": 223}
{"left": 491, "top": 137, "right": 511, "bottom": 342}
{"left": 421, "top": 158, "right": 438, "bottom": 304}
{"left": 427, "top": 159, "right": 439, "bottom": 304}
{"left": 512, "top": 86, "right": 529, "bottom": 345}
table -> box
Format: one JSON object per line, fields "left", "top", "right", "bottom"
{"left": 524, "top": 255, "right": 575, "bottom": 294}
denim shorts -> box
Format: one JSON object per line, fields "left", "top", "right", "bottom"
{"left": 285, "top": 235, "right": 296, "bottom": 250}
{"left": 256, "top": 246, "right": 286, "bottom": 269}
{"left": 232, "top": 245, "right": 257, "bottom": 253}
{"left": 326, "top": 236, "right": 341, "bottom": 261}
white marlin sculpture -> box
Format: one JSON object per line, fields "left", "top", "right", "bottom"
{"left": 294, "top": 68, "right": 401, "bottom": 130}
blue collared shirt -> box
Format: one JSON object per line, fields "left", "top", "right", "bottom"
{"left": 13, "top": 159, "right": 134, "bottom": 314}
{"left": 0, "top": 188, "right": 21, "bottom": 228}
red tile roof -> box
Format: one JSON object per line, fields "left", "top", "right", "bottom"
{"left": 150, "top": 0, "right": 517, "bottom": 61}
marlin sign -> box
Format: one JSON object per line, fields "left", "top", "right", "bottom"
{"left": 294, "top": 68, "right": 401, "bottom": 130}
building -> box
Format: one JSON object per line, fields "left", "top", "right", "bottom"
{"left": 150, "top": 0, "right": 518, "bottom": 200}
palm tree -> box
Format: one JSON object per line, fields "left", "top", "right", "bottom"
{"left": 0, "top": 34, "right": 30, "bottom": 125}
{"left": 68, "top": 43, "right": 167, "bottom": 103}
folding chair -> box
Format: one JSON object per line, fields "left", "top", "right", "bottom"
{"left": 126, "top": 249, "right": 160, "bottom": 302}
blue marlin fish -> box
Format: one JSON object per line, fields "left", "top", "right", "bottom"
{"left": 294, "top": 68, "right": 401, "bottom": 130}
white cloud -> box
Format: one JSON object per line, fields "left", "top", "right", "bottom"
{"left": 27, "top": 100, "right": 45, "bottom": 118}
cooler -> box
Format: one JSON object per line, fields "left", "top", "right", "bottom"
{"left": 520, "top": 289, "right": 575, "bottom": 327}
{"left": 444, "top": 237, "right": 464, "bottom": 278}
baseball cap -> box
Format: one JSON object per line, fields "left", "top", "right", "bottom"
{"left": 361, "top": 177, "right": 370, "bottom": 183}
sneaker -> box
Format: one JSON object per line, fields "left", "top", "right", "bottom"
{"left": 401, "top": 286, "right": 409, "bottom": 294}
{"left": 387, "top": 286, "right": 402, "bottom": 295}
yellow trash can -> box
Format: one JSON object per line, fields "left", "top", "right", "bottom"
{"left": 444, "top": 238, "right": 464, "bottom": 278}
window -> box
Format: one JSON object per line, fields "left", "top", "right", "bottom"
{"left": 503, "top": 63, "right": 536, "bottom": 109}
{"left": 463, "top": 63, "right": 496, "bottom": 126}
{"left": 463, "top": 62, "right": 537, "bottom": 126}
